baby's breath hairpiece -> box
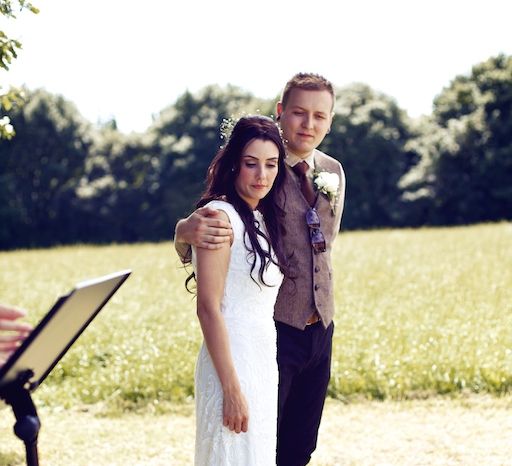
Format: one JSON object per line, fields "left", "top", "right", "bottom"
{"left": 219, "top": 115, "right": 239, "bottom": 144}
{"left": 219, "top": 110, "right": 283, "bottom": 147}
{"left": 219, "top": 110, "right": 253, "bottom": 144}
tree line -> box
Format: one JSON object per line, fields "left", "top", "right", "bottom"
{"left": 1, "top": 54, "right": 511, "bottom": 250}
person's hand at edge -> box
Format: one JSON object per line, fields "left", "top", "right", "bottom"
{"left": 0, "top": 304, "right": 33, "bottom": 365}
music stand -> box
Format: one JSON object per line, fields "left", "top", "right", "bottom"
{"left": 0, "top": 270, "right": 131, "bottom": 466}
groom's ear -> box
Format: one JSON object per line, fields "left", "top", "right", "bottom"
{"left": 276, "top": 101, "right": 283, "bottom": 121}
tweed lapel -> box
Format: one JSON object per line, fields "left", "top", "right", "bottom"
{"left": 313, "top": 151, "right": 338, "bottom": 215}
{"left": 313, "top": 151, "right": 329, "bottom": 207}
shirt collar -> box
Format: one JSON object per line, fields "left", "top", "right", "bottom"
{"left": 285, "top": 150, "right": 316, "bottom": 172}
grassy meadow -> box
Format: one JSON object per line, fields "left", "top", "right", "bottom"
{"left": 0, "top": 222, "right": 511, "bottom": 412}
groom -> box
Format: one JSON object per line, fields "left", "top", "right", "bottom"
{"left": 175, "top": 73, "right": 345, "bottom": 465}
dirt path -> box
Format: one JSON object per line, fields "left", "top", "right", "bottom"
{"left": 1, "top": 396, "right": 511, "bottom": 465}
{"left": 312, "top": 396, "right": 512, "bottom": 465}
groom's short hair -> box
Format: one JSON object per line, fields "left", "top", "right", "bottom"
{"left": 280, "top": 73, "right": 335, "bottom": 110}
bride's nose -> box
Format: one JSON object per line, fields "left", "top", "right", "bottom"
{"left": 256, "top": 165, "right": 267, "bottom": 180}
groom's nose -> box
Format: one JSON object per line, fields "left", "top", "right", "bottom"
{"left": 301, "top": 113, "right": 314, "bottom": 129}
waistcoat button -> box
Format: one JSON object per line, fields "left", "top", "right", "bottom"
{"left": 314, "top": 284, "right": 319, "bottom": 291}
{"left": 314, "top": 266, "right": 320, "bottom": 273}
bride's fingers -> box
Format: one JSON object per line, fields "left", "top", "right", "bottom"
{"left": 224, "top": 415, "right": 242, "bottom": 433}
{"left": 223, "top": 414, "right": 231, "bottom": 430}
{"left": 232, "top": 414, "right": 249, "bottom": 434}
{"left": 234, "top": 418, "right": 242, "bottom": 434}
{"left": 241, "top": 416, "right": 248, "bottom": 433}
{"left": 228, "top": 418, "right": 236, "bottom": 432}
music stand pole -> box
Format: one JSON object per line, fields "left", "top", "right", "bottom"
{"left": 0, "top": 374, "right": 41, "bottom": 466}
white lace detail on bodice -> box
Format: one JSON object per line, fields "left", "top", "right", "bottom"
{"left": 192, "top": 200, "right": 282, "bottom": 466}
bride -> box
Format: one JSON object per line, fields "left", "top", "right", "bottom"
{"left": 187, "top": 115, "right": 289, "bottom": 465}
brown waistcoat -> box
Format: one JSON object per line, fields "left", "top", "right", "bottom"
{"left": 274, "top": 150, "right": 346, "bottom": 330}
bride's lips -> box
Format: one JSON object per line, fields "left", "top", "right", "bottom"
{"left": 297, "top": 132, "right": 314, "bottom": 138}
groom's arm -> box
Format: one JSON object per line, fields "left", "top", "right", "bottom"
{"left": 174, "top": 207, "right": 233, "bottom": 264}
{"left": 174, "top": 219, "right": 193, "bottom": 264}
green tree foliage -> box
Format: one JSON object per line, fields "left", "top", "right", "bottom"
{"left": 0, "top": 0, "right": 38, "bottom": 139}
{"left": 401, "top": 54, "right": 512, "bottom": 225}
{"left": 0, "top": 1, "right": 38, "bottom": 70}
{"left": 0, "top": 89, "right": 91, "bottom": 247}
{"left": 321, "top": 83, "right": 415, "bottom": 229}
{"left": 1, "top": 55, "right": 511, "bottom": 249}
{"left": 75, "top": 125, "right": 162, "bottom": 243}
{"left": 73, "top": 85, "right": 272, "bottom": 244}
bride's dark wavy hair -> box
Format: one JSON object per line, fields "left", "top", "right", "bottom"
{"left": 187, "top": 115, "right": 289, "bottom": 289}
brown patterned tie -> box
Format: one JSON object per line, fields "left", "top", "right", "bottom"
{"left": 292, "top": 161, "right": 316, "bottom": 206}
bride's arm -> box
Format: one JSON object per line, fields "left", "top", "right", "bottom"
{"left": 195, "top": 212, "right": 248, "bottom": 434}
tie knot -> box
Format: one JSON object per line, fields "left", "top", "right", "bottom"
{"left": 293, "top": 161, "right": 309, "bottom": 178}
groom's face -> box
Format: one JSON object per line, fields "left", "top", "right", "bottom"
{"left": 277, "top": 88, "right": 333, "bottom": 159}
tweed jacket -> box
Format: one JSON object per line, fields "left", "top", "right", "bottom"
{"left": 174, "top": 149, "right": 345, "bottom": 329}
{"left": 274, "top": 149, "right": 345, "bottom": 329}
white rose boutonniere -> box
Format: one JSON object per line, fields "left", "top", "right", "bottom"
{"left": 314, "top": 170, "right": 340, "bottom": 213}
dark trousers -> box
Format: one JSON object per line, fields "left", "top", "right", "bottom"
{"left": 276, "top": 320, "right": 334, "bottom": 466}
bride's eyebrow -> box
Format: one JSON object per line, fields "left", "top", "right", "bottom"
{"left": 241, "top": 155, "right": 279, "bottom": 161}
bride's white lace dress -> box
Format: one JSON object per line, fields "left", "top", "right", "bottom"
{"left": 193, "top": 200, "right": 282, "bottom": 466}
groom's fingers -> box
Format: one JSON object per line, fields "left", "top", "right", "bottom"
{"left": 206, "top": 230, "right": 231, "bottom": 243}
{"left": 196, "top": 206, "right": 219, "bottom": 218}
{"left": 201, "top": 209, "right": 232, "bottom": 234}
{"left": 200, "top": 236, "right": 228, "bottom": 249}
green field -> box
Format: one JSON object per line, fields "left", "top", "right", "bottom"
{"left": 1, "top": 222, "right": 511, "bottom": 411}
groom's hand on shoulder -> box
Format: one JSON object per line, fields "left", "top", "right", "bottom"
{"left": 181, "top": 206, "right": 233, "bottom": 250}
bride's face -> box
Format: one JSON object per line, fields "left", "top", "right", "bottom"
{"left": 235, "top": 138, "right": 279, "bottom": 210}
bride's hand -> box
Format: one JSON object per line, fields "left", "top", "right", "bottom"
{"left": 222, "top": 386, "right": 249, "bottom": 433}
